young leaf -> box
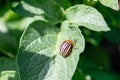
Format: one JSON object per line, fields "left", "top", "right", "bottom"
{"left": 17, "top": 20, "right": 85, "bottom": 80}
{"left": 99, "top": 0, "right": 119, "bottom": 10}
{"left": 12, "top": 0, "right": 64, "bottom": 24}
{"left": 65, "top": 5, "right": 110, "bottom": 32}
{"left": 0, "top": 71, "right": 20, "bottom": 80}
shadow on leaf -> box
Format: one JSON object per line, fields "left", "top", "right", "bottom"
{"left": 17, "top": 50, "right": 54, "bottom": 80}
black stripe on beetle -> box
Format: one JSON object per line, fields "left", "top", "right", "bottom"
{"left": 60, "top": 40, "right": 74, "bottom": 57}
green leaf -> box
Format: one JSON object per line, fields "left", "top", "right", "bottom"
{"left": 54, "top": 0, "right": 71, "bottom": 9}
{"left": 99, "top": 0, "right": 119, "bottom": 10}
{"left": 0, "top": 71, "right": 20, "bottom": 80}
{"left": 0, "top": 57, "right": 17, "bottom": 73}
{"left": 65, "top": 4, "right": 110, "bottom": 32}
{"left": 17, "top": 20, "right": 85, "bottom": 80}
{"left": 12, "top": 0, "right": 64, "bottom": 24}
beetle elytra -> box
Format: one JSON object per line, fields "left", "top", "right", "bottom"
{"left": 60, "top": 40, "right": 74, "bottom": 57}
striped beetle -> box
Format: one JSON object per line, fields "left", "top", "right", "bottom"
{"left": 60, "top": 40, "right": 74, "bottom": 57}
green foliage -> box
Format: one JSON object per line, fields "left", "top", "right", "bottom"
{"left": 99, "top": 0, "right": 119, "bottom": 10}
{"left": 0, "top": 57, "right": 18, "bottom": 80}
{"left": 17, "top": 20, "right": 85, "bottom": 80}
{"left": 0, "top": 57, "right": 17, "bottom": 72}
{"left": 65, "top": 4, "right": 110, "bottom": 31}
{"left": 0, "top": 0, "right": 120, "bottom": 80}
{"left": 12, "top": 0, "right": 64, "bottom": 25}
{"left": 0, "top": 71, "right": 20, "bottom": 80}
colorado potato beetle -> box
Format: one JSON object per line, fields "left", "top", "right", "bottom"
{"left": 60, "top": 40, "right": 74, "bottom": 57}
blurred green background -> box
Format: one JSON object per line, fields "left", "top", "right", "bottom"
{"left": 0, "top": 0, "right": 120, "bottom": 80}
